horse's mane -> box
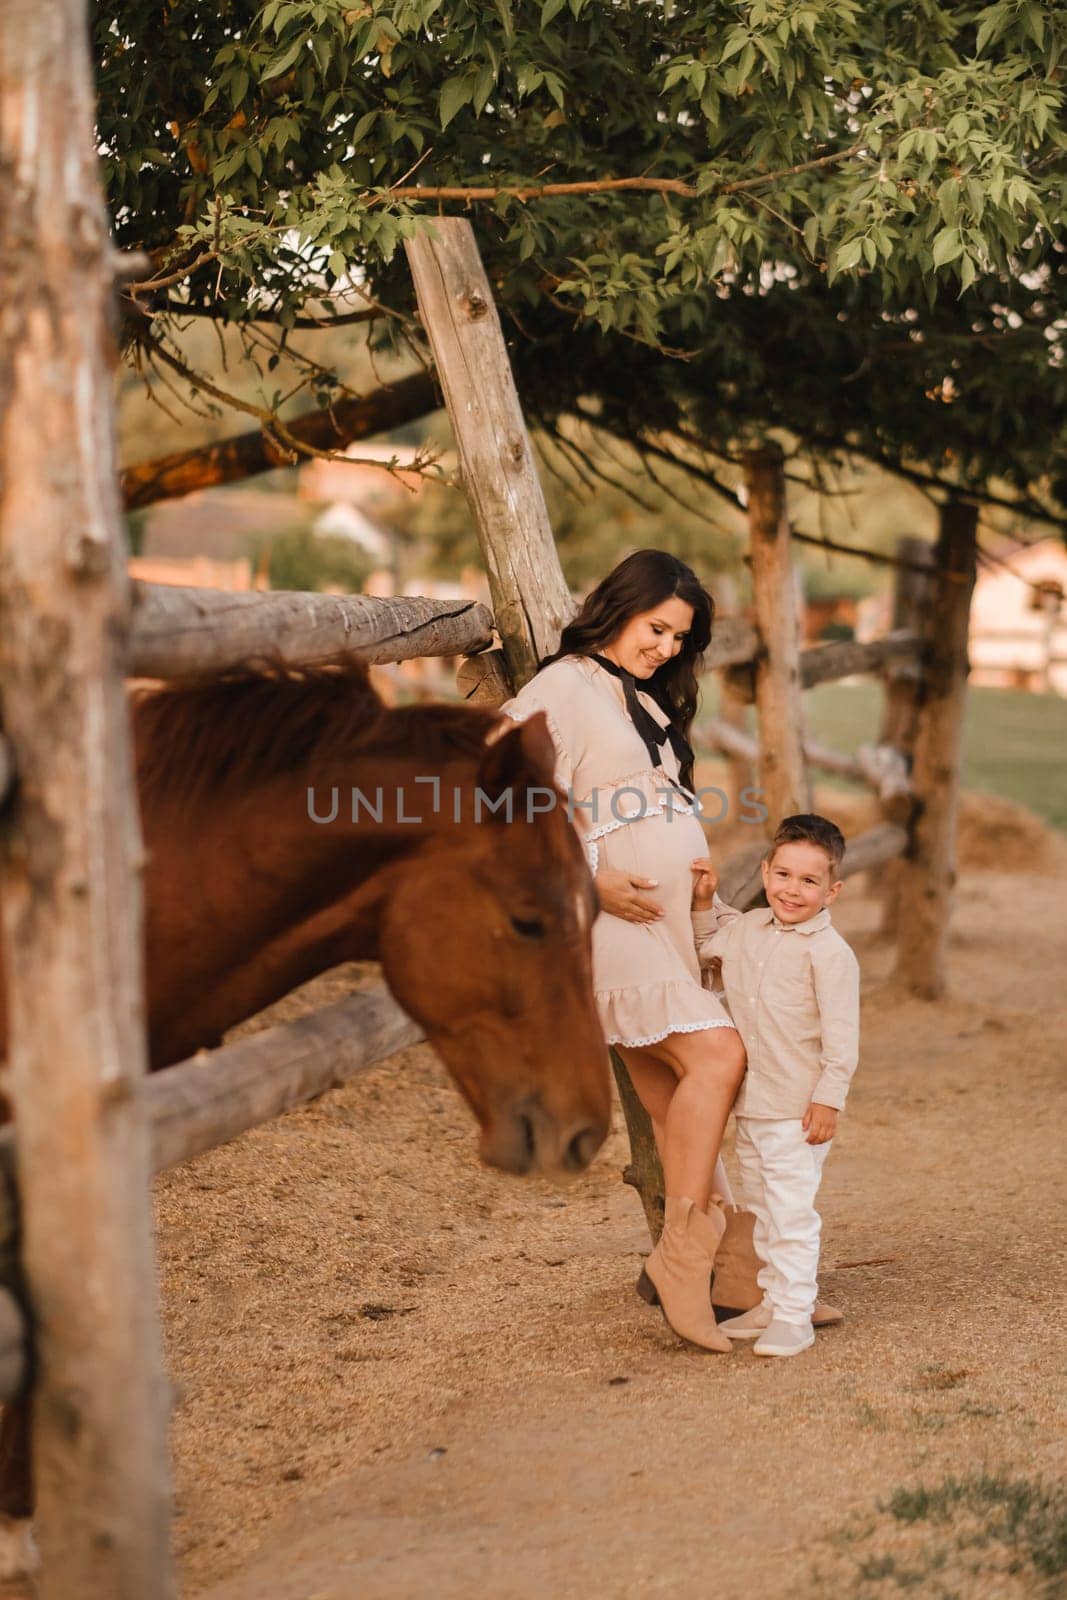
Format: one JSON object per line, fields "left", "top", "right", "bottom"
{"left": 133, "top": 657, "right": 499, "bottom": 813}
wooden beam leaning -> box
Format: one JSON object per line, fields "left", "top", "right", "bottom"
{"left": 724, "top": 630, "right": 922, "bottom": 702}
{"left": 698, "top": 722, "right": 912, "bottom": 818}
{"left": 148, "top": 984, "right": 424, "bottom": 1173}
{"left": 878, "top": 539, "right": 936, "bottom": 931}
{"left": 744, "top": 445, "right": 811, "bottom": 825}
{"left": 0, "top": 0, "right": 175, "bottom": 1590}
{"left": 406, "top": 219, "right": 574, "bottom": 688}
{"left": 799, "top": 630, "right": 922, "bottom": 690}
{"left": 129, "top": 584, "right": 495, "bottom": 680}
{"left": 705, "top": 615, "right": 760, "bottom": 671}
{"left": 895, "top": 504, "right": 978, "bottom": 999}
{"left": 121, "top": 370, "right": 438, "bottom": 512}
{"left": 0, "top": 987, "right": 425, "bottom": 1304}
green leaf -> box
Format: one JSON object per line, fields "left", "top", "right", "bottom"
{"left": 438, "top": 73, "right": 473, "bottom": 130}
{"left": 350, "top": 110, "right": 378, "bottom": 144}
{"left": 261, "top": 39, "right": 304, "bottom": 82}
{"left": 834, "top": 237, "right": 864, "bottom": 271}
{"left": 541, "top": 0, "right": 566, "bottom": 26}
{"left": 473, "top": 60, "right": 496, "bottom": 116}
{"left": 937, "top": 178, "right": 959, "bottom": 226}
{"left": 802, "top": 215, "right": 819, "bottom": 256}
{"left": 931, "top": 226, "right": 963, "bottom": 267}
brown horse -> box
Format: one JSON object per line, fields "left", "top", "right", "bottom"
{"left": 2, "top": 658, "right": 610, "bottom": 1170}
{"left": 0, "top": 661, "right": 610, "bottom": 1551}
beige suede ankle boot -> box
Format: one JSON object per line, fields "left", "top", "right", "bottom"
{"left": 637, "top": 1197, "right": 732, "bottom": 1353}
{"left": 708, "top": 1204, "right": 844, "bottom": 1328}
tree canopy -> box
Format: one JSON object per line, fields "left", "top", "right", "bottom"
{"left": 103, "top": 0, "right": 1067, "bottom": 520}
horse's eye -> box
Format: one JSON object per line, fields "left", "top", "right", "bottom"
{"left": 510, "top": 914, "right": 547, "bottom": 940}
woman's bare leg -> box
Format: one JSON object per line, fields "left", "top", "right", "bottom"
{"left": 618, "top": 1029, "right": 745, "bottom": 1209}
{"left": 616, "top": 1048, "right": 674, "bottom": 1158}
{"left": 616, "top": 1051, "right": 736, "bottom": 1199}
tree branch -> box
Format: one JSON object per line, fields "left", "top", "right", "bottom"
{"left": 120, "top": 369, "right": 438, "bottom": 511}
{"left": 380, "top": 147, "right": 862, "bottom": 205}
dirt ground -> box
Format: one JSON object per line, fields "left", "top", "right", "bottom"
{"left": 11, "top": 791, "right": 1067, "bottom": 1599}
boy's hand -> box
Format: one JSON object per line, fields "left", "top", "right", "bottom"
{"left": 690, "top": 857, "right": 719, "bottom": 909}
{"left": 802, "top": 1103, "right": 838, "bottom": 1145}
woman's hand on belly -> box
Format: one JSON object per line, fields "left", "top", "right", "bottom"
{"left": 594, "top": 867, "right": 665, "bottom": 923}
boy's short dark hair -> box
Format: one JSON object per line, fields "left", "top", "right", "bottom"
{"left": 768, "top": 813, "right": 845, "bottom": 874}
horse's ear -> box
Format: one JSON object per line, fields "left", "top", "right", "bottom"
{"left": 478, "top": 713, "right": 557, "bottom": 803}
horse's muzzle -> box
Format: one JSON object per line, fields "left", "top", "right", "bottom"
{"left": 481, "top": 1093, "right": 607, "bottom": 1177}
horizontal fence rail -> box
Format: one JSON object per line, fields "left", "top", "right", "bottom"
{"left": 129, "top": 584, "right": 496, "bottom": 680}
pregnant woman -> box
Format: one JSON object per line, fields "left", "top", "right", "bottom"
{"left": 503, "top": 549, "right": 745, "bottom": 1352}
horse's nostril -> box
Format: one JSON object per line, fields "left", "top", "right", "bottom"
{"left": 563, "top": 1124, "right": 600, "bottom": 1172}
{"left": 518, "top": 1111, "right": 536, "bottom": 1165}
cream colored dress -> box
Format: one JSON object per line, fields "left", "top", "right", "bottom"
{"left": 502, "top": 654, "right": 736, "bottom": 1049}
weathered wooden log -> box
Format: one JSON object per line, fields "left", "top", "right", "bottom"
{"left": 129, "top": 584, "right": 495, "bottom": 680}
{"left": 799, "top": 629, "right": 923, "bottom": 690}
{"left": 895, "top": 504, "right": 978, "bottom": 998}
{"left": 0, "top": 987, "right": 426, "bottom": 1313}
{"left": 456, "top": 648, "right": 514, "bottom": 707}
{"left": 612, "top": 1049, "right": 665, "bottom": 1243}
{"left": 705, "top": 615, "right": 760, "bottom": 672}
{"left": 699, "top": 719, "right": 912, "bottom": 827}
{"left": 722, "top": 628, "right": 924, "bottom": 705}
{"left": 744, "top": 446, "right": 810, "bottom": 824}
{"left": 711, "top": 581, "right": 756, "bottom": 822}
{"left": 0, "top": 0, "right": 175, "bottom": 1586}
{"left": 882, "top": 539, "right": 936, "bottom": 745}
{"left": 840, "top": 822, "right": 909, "bottom": 875}
{"left": 719, "top": 840, "right": 770, "bottom": 910}
{"left": 879, "top": 539, "right": 935, "bottom": 933}
{"left": 148, "top": 984, "right": 424, "bottom": 1173}
{"left": 121, "top": 369, "right": 438, "bottom": 511}
{"left": 855, "top": 743, "right": 912, "bottom": 824}
{"left": 406, "top": 220, "right": 574, "bottom": 689}
{"left": 699, "top": 717, "right": 759, "bottom": 764}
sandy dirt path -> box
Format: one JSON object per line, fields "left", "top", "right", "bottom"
{"left": 147, "top": 808, "right": 1066, "bottom": 1600}
{"left": 1, "top": 800, "right": 1063, "bottom": 1600}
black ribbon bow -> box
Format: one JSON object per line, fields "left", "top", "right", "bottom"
{"left": 590, "top": 654, "right": 695, "bottom": 798}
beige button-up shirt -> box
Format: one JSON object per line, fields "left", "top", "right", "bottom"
{"left": 692, "top": 895, "right": 860, "bottom": 1119}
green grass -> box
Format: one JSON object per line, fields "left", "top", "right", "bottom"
{"left": 886, "top": 1474, "right": 1067, "bottom": 1588}
{"left": 700, "top": 681, "right": 1067, "bottom": 832}
{"left": 813, "top": 1474, "right": 1067, "bottom": 1599}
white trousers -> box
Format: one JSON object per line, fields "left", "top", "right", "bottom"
{"left": 734, "top": 1117, "right": 832, "bottom": 1325}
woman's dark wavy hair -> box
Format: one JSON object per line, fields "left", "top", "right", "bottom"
{"left": 541, "top": 549, "right": 714, "bottom": 790}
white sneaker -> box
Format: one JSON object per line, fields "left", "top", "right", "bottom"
{"left": 753, "top": 1318, "right": 815, "bottom": 1358}
{"left": 718, "top": 1304, "right": 773, "bottom": 1340}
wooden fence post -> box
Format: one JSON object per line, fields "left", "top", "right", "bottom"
{"left": 403, "top": 222, "right": 678, "bottom": 1226}
{"left": 711, "top": 576, "right": 755, "bottom": 823}
{"left": 0, "top": 2, "right": 174, "bottom": 1593}
{"left": 878, "top": 537, "right": 935, "bottom": 934}
{"left": 895, "top": 503, "right": 978, "bottom": 998}
{"left": 881, "top": 537, "right": 937, "bottom": 753}
{"left": 405, "top": 219, "right": 574, "bottom": 690}
{"left": 744, "top": 444, "right": 811, "bottom": 827}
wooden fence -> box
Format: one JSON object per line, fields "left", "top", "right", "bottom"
{"left": 0, "top": 116, "right": 979, "bottom": 1594}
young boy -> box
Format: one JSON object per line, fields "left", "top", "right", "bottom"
{"left": 690, "top": 814, "right": 860, "bottom": 1358}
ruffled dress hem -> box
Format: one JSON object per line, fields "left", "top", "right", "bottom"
{"left": 596, "top": 978, "right": 736, "bottom": 1051}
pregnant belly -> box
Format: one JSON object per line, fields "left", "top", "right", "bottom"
{"left": 597, "top": 808, "right": 710, "bottom": 917}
